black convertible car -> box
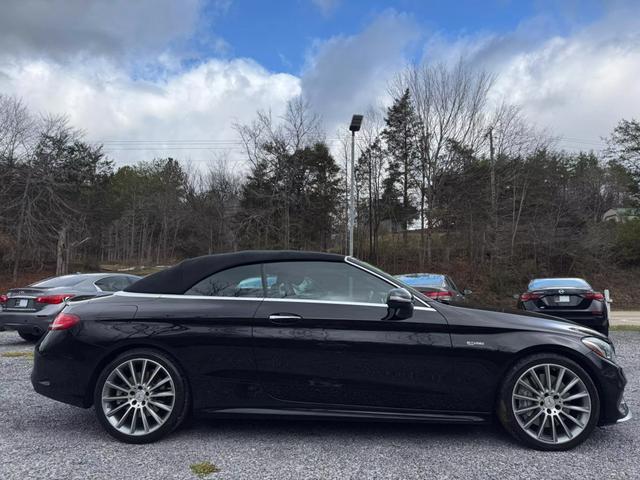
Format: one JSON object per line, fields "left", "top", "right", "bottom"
{"left": 32, "top": 251, "right": 630, "bottom": 450}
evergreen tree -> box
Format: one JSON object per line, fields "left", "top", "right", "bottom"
{"left": 381, "top": 89, "right": 420, "bottom": 240}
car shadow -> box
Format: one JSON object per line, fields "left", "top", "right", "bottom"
{"left": 180, "top": 416, "right": 515, "bottom": 447}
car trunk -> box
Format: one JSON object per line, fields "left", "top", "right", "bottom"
{"left": 5, "top": 287, "right": 56, "bottom": 312}
{"left": 531, "top": 288, "right": 592, "bottom": 309}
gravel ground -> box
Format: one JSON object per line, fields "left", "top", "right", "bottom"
{"left": 0, "top": 331, "right": 638, "bottom": 480}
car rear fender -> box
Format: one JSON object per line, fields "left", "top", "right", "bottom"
{"left": 84, "top": 341, "right": 192, "bottom": 409}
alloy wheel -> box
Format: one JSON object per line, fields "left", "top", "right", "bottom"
{"left": 101, "top": 358, "right": 176, "bottom": 436}
{"left": 511, "top": 363, "right": 592, "bottom": 445}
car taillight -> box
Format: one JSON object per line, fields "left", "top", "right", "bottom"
{"left": 0, "top": 294, "right": 7, "bottom": 304}
{"left": 583, "top": 292, "right": 605, "bottom": 301}
{"left": 49, "top": 313, "right": 80, "bottom": 331}
{"left": 425, "top": 291, "right": 453, "bottom": 300}
{"left": 35, "top": 294, "right": 75, "bottom": 304}
{"left": 520, "top": 292, "right": 543, "bottom": 301}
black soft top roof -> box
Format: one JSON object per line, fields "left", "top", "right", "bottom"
{"left": 125, "top": 250, "right": 345, "bottom": 294}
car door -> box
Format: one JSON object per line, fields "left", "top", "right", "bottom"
{"left": 252, "top": 260, "right": 453, "bottom": 411}
{"left": 131, "top": 263, "right": 264, "bottom": 411}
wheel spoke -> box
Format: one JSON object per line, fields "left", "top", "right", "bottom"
{"left": 128, "top": 361, "right": 138, "bottom": 385}
{"left": 545, "top": 365, "right": 552, "bottom": 391}
{"left": 145, "top": 405, "right": 163, "bottom": 424}
{"left": 115, "top": 367, "right": 133, "bottom": 388}
{"left": 148, "top": 400, "right": 172, "bottom": 412}
{"left": 103, "top": 396, "right": 127, "bottom": 401}
{"left": 563, "top": 405, "right": 590, "bottom": 413}
{"left": 537, "top": 413, "right": 548, "bottom": 438}
{"left": 141, "top": 408, "right": 150, "bottom": 433}
{"left": 106, "top": 401, "right": 129, "bottom": 417}
{"left": 116, "top": 406, "right": 133, "bottom": 428}
{"left": 563, "top": 392, "right": 589, "bottom": 403}
{"left": 140, "top": 359, "right": 148, "bottom": 385}
{"left": 106, "top": 381, "right": 129, "bottom": 393}
{"left": 514, "top": 393, "right": 537, "bottom": 401}
{"left": 530, "top": 368, "right": 546, "bottom": 392}
{"left": 515, "top": 405, "right": 540, "bottom": 415}
{"left": 560, "top": 377, "right": 579, "bottom": 396}
{"left": 518, "top": 379, "right": 539, "bottom": 396}
{"left": 550, "top": 415, "right": 557, "bottom": 443}
{"left": 554, "top": 367, "right": 566, "bottom": 392}
{"left": 145, "top": 365, "right": 161, "bottom": 387}
{"left": 557, "top": 413, "right": 573, "bottom": 439}
{"left": 149, "top": 376, "right": 171, "bottom": 391}
{"left": 150, "top": 391, "right": 175, "bottom": 398}
{"left": 523, "top": 409, "right": 544, "bottom": 429}
{"left": 560, "top": 410, "right": 584, "bottom": 429}
{"left": 130, "top": 408, "right": 139, "bottom": 434}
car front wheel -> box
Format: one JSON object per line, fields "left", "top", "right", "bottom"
{"left": 94, "top": 348, "right": 189, "bottom": 443}
{"left": 497, "top": 353, "right": 600, "bottom": 451}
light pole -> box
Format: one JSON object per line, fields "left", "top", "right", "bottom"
{"left": 348, "top": 114, "right": 363, "bottom": 257}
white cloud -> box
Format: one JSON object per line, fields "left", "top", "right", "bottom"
{"left": 1, "top": 1, "right": 639, "bottom": 171}
{"left": 301, "top": 11, "right": 419, "bottom": 136}
{"left": 0, "top": 57, "right": 300, "bottom": 166}
{"left": 424, "top": 3, "right": 640, "bottom": 150}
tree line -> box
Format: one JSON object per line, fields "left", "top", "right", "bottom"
{"left": 0, "top": 59, "right": 638, "bottom": 301}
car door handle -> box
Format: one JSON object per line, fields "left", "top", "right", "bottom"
{"left": 268, "top": 314, "right": 302, "bottom": 325}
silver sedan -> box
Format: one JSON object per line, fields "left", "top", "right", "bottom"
{"left": 0, "top": 273, "right": 141, "bottom": 342}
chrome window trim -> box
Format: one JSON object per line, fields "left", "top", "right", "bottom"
{"left": 344, "top": 256, "right": 434, "bottom": 309}
{"left": 114, "top": 291, "right": 436, "bottom": 311}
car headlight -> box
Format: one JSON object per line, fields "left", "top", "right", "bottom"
{"left": 582, "top": 337, "right": 617, "bottom": 363}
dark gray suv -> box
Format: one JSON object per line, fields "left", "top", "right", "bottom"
{"left": 0, "top": 273, "right": 141, "bottom": 341}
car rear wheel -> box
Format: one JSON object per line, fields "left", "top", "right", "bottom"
{"left": 94, "top": 349, "right": 189, "bottom": 443}
{"left": 18, "top": 331, "right": 42, "bottom": 343}
{"left": 497, "top": 353, "right": 600, "bottom": 451}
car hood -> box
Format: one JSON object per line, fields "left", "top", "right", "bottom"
{"left": 432, "top": 302, "right": 607, "bottom": 339}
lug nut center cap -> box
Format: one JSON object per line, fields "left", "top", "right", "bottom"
{"left": 134, "top": 390, "right": 146, "bottom": 402}
{"left": 543, "top": 397, "right": 556, "bottom": 409}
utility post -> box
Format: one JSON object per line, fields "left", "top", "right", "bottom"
{"left": 348, "top": 114, "right": 363, "bottom": 257}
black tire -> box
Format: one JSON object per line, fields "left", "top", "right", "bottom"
{"left": 93, "top": 348, "right": 190, "bottom": 444}
{"left": 18, "top": 331, "right": 41, "bottom": 343}
{"left": 497, "top": 353, "right": 600, "bottom": 451}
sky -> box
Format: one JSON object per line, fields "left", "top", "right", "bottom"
{"left": 0, "top": 0, "right": 639, "bottom": 167}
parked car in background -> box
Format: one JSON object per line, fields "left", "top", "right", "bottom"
{"left": 32, "top": 251, "right": 630, "bottom": 449}
{"left": 0, "top": 273, "right": 141, "bottom": 342}
{"left": 395, "top": 273, "right": 471, "bottom": 305}
{"left": 517, "top": 278, "right": 609, "bottom": 336}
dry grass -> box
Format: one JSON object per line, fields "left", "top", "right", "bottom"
{"left": 189, "top": 461, "right": 220, "bottom": 478}
{"left": 1, "top": 351, "right": 34, "bottom": 358}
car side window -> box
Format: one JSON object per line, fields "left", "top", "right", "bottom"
{"left": 185, "top": 264, "right": 263, "bottom": 297}
{"left": 263, "top": 261, "right": 393, "bottom": 304}
{"left": 95, "top": 276, "right": 121, "bottom": 292}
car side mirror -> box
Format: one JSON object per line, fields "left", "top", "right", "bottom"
{"left": 512, "top": 294, "right": 520, "bottom": 300}
{"left": 463, "top": 288, "right": 473, "bottom": 295}
{"left": 385, "top": 288, "right": 414, "bottom": 320}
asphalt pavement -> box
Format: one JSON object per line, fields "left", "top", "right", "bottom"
{"left": 0, "top": 330, "right": 638, "bottom": 480}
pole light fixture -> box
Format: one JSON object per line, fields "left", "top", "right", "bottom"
{"left": 348, "top": 114, "right": 363, "bottom": 257}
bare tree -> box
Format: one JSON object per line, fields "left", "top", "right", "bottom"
{"left": 395, "top": 59, "right": 494, "bottom": 266}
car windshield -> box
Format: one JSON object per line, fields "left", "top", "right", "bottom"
{"left": 348, "top": 258, "right": 432, "bottom": 304}
{"left": 396, "top": 274, "right": 445, "bottom": 287}
{"left": 528, "top": 278, "right": 591, "bottom": 290}
{"left": 31, "top": 275, "right": 87, "bottom": 288}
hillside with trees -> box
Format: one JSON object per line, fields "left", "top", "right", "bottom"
{"left": 1, "top": 60, "right": 638, "bottom": 307}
